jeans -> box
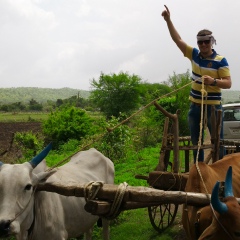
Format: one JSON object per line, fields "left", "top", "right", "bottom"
{"left": 188, "top": 103, "right": 224, "bottom": 163}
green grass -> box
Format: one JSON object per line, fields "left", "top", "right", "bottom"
{"left": 108, "top": 208, "right": 183, "bottom": 240}
{"left": 0, "top": 110, "right": 104, "bottom": 123}
{"left": 0, "top": 112, "right": 49, "bottom": 122}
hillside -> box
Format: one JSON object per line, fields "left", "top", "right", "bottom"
{"left": 0, "top": 87, "right": 238, "bottom": 105}
{"left": 0, "top": 87, "right": 90, "bottom": 104}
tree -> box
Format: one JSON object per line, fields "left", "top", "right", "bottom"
{"left": 161, "top": 71, "right": 192, "bottom": 136}
{"left": 139, "top": 82, "right": 172, "bottom": 105}
{"left": 29, "top": 98, "right": 43, "bottom": 111}
{"left": 90, "top": 72, "right": 142, "bottom": 118}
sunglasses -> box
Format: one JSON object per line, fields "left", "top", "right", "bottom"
{"left": 197, "top": 40, "right": 211, "bottom": 45}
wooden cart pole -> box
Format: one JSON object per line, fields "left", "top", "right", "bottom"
{"left": 154, "top": 102, "right": 179, "bottom": 173}
{"left": 156, "top": 117, "right": 169, "bottom": 171}
{"left": 172, "top": 109, "right": 180, "bottom": 173}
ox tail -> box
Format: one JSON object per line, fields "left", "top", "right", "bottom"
{"left": 29, "top": 143, "right": 52, "bottom": 168}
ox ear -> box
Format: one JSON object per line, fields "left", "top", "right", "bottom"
{"left": 32, "top": 170, "right": 56, "bottom": 186}
{"left": 29, "top": 143, "right": 52, "bottom": 168}
{"left": 198, "top": 217, "right": 218, "bottom": 240}
{"left": 211, "top": 181, "right": 228, "bottom": 214}
{"left": 225, "top": 166, "right": 233, "bottom": 197}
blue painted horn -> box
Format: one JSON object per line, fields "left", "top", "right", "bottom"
{"left": 224, "top": 166, "right": 233, "bottom": 197}
{"left": 29, "top": 143, "right": 52, "bottom": 168}
{"left": 211, "top": 181, "right": 228, "bottom": 214}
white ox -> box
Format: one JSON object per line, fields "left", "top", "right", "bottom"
{"left": 0, "top": 144, "right": 114, "bottom": 240}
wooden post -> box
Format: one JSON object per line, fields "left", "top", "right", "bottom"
{"left": 156, "top": 117, "right": 169, "bottom": 171}
{"left": 172, "top": 110, "right": 180, "bottom": 173}
{"left": 184, "top": 139, "right": 190, "bottom": 173}
{"left": 153, "top": 102, "right": 179, "bottom": 173}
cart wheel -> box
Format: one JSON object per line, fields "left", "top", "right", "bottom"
{"left": 148, "top": 203, "right": 178, "bottom": 233}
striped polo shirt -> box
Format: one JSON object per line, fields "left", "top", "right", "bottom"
{"left": 185, "top": 45, "right": 230, "bottom": 105}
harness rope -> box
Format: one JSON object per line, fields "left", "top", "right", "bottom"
{"left": 84, "top": 181, "right": 128, "bottom": 220}
{"left": 8, "top": 187, "right": 37, "bottom": 227}
{"left": 195, "top": 77, "right": 209, "bottom": 196}
{"left": 84, "top": 181, "right": 104, "bottom": 202}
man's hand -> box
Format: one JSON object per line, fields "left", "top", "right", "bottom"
{"left": 202, "top": 75, "right": 215, "bottom": 85}
{"left": 162, "top": 5, "right": 170, "bottom": 22}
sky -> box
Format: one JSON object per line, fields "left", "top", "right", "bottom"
{"left": 0, "top": 0, "right": 239, "bottom": 91}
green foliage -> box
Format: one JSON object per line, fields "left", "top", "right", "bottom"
{"left": 90, "top": 72, "right": 142, "bottom": 118}
{"left": 91, "top": 115, "right": 132, "bottom": 162}
{"left": 14, "top": 132, "right": 44, "bottom": 159}
{"left": 0, "top": 102, "right": 26, "bottom": 112}
{"left": 162, "top": 71, "right": 192, "bottom": 136}
{"left": 139, "top": 82, "right": 172, "bottom": 105}
{"left": 130, "top": 109, "right": 164, "bottom": 150}
{"left": 55, "top": 95, "right": 90, "bottom": 109}
{"left": 43, "top": 106, "right": 96, "bottom": 147}
{"left": 28, "top": 98, "right": 43, "bottom": 111}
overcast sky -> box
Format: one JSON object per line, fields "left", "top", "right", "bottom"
{"left": 0, "top": 0, "right": 239, "bottom": 91}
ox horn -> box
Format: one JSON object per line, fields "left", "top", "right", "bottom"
{"left": 211, "top": 181, "right": 228, "bottom": 214}
{"left": 224, "top": 166, "right": 233, "bottom": 197}
{"left": 29, "top": 143, "right": 52, "bottom": 168}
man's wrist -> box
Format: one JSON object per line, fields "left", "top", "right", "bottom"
{"left": 211, "top": 78, "right": 217, "bottom": 86}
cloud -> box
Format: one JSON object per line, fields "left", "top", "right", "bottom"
{"left": 0, "top": 0, "right": 238, "bottom": 91}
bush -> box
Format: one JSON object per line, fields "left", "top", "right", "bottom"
{"left": 14, "top": 131, "right": 44, "bottom": 159}
{"left": 43, "top": 106, "right": 97, "bottom": 148}
{"left": 91, "top": 115, "right": 132, "bottom": 162}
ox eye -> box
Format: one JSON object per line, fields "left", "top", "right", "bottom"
{"left": 25, "top": 184, "right": 32, "bottom": 191}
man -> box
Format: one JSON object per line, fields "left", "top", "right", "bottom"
{"left": 161, "top": 5, "right": 232, "bottom": 162}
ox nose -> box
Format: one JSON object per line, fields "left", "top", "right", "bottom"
{"left": 0, "top": 220, "right": 11, "bottom": 237}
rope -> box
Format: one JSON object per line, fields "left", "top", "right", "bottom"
{"left": 210, "top": 203, "right": 233, "bottom": 240}
{"left": 83, "top": 181, "right": 128, "bottom": 220}
{"left": 195, "top": 77, "right": 209, "bottom": 195}
{"left": 106, "top": 182, "right": 128, "bottom": 219}
{"left": 84, "top": 181, "right": 104, "bottom": 202}
{"left": 10, "top": 187, "right": 37, "bottom": 224}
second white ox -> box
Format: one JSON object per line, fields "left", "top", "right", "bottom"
{"left": 0, "top": 144, "right": 114, "bottom": 240}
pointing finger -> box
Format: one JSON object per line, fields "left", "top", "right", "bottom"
{"left": 164, "top": 5, "right": 170, "bottom": 14}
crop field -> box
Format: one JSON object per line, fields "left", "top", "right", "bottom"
{"left": 0, "top": 112, "right": 49, "bottom": 122}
